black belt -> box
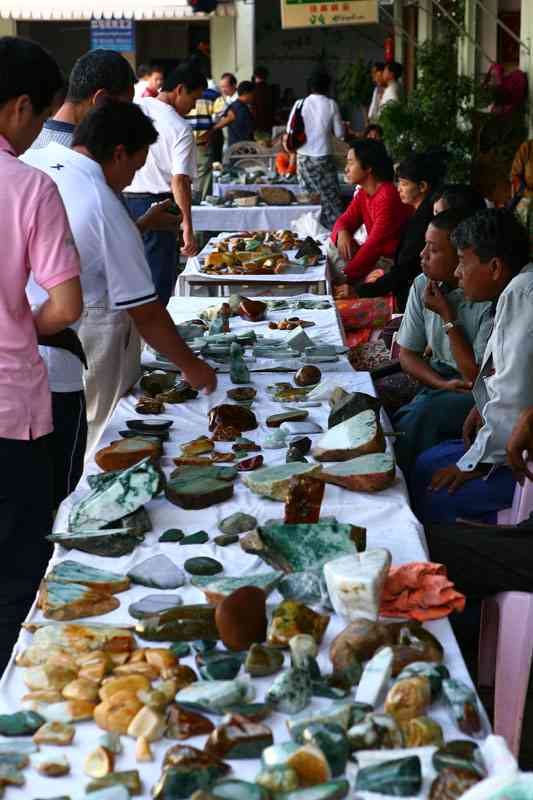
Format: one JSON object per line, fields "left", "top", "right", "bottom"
{"left": 38, "top": 329, "right": 87, "bottom": 368}
{"left": 124, "top": 191, "right": 173, "bottom": 201}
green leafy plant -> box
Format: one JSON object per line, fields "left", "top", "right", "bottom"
{"left": 336, "top": 58, "right": 374, "bottom": 119}
{"left": 379, "top": 37, "right": 493, "bottom": 181}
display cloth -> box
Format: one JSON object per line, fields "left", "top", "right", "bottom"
{"left": 0, "top": 295, "right": 489, "bottom": 799}
{"left": 212, "top": 180, "right": 354, "bottom": 200}
{"left": 179, "top": 236, "right": 329, "bottom": 297}
{"left": 191, "top": 204, "right": 321, "bottom": 232}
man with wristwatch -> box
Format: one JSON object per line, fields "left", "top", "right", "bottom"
{"left": 412, "top": 208, "right": 532, "bottom": 524}
{"left": 392, "top": 209, "right": 494, "bottom": 482}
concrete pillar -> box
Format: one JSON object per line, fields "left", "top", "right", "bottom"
{"left": 0, "top": 19, "right": 17, "bottom": 34}
{"left": 457, "top": 0, "right": 477, "bottom": 78}
{"left": 210, "top": 0, "right": 254, "bottom": 83}
{"left": 520, "top": 0, "right": 533, "bottom": 135}
{"left": 417, "top": 0, "right": 433, "bottom": 46}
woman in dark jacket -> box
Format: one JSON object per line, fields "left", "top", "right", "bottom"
{"left": 356, "top": 151, "right": 446, "bottom": 310}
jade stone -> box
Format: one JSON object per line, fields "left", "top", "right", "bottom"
{"left": 442, "top": 678, "right": 482, "bottom": 735}
{"left": 397, "top": 661, "right": 450, "bottom": 699}
{"left": 221, "top": 703, "right": 271, "bottom": 722}
{"left": 192, "top": 573, "right": 282, "bottom": 602}
{"left": 127, "top": 555, "right": 185, "bottom": 589}
{"left": 214, "top": 534, "right": 239, "bottom": 547}
{"left": 432, "top": 741, "right": 484, "bottom": 777}
{"left": 0, "top": 741, "right": 38, "bottom": 755}
{"left": 278, "top": 572, "right": 328, "bottom": 605}
{"left": 245, "top": 644, "right": 284, "bottom": 677}
{"left": 210, "top": 780, "right": 269, "bottom": 800}
{"left": 175, "top": 677, "right": 254, "bottom": 713}
{"left": 128, "top": 594, "right": 183, "bottom": 620}
{"left": 180, "top": 531, "right": 209, "bottom": 546}
{"left": 261, "top": 742, "right": 300, "bottom": 769}
{"left": 98, "top": 733, "right": 122, "bottom": 754}
{"left": 263, "top": 429, "right": 288, "bottom": 449}
{"left": 355, "top": 756, "right": 422, "bottom": 797}
{"left": 0, "top": 711, "right": 45, "bottom": 736}
{"left": 286, "top": 448, "right": 308, "bottom": 464}
{"left": 153, "top": 764, "right": 228, "bottom": 799}
{"left": 256, "top": 766, "right": 299, "bottom": 793}
{"left": 171, "top": 643, "right": 191, "bottom": 658}
{"left": 312, "top": 682, "right": 349, "bottom": 700}
{"left": 198, "top": 652, "right": 242, "bottom": 681}
{"left": 204, "top": 717, "right": 273, "bottom": 759}
{"left": 85, "top": 770, "right": 141, "bottom": 794}
{"left": 287, "top": 701, "right": 357, "bottom": 741}
{"left": 135, "top": 605, "right": 218, "bottom": 642}
{"left": 252, "top": 522, "right": 366, "bottom": 572}
{"left": 85, "top": 788, "right": 129, "bottom": 800}
{"left": 160, "top": 529, "right": 185, "bottom": 543}
{"left": 230, "top": 343, "right": 250, "bottom": 385}
{"left": 48, "top": 528, "right": 143, "bottom": 558}
{"left": 301, "top": 722, "right": 350, "bottom": 777}
{"left": 266, "top": 667, "right": 311, "bottom": 714}
{"left": 192, "top": 640, "right": 218, "bottom": 654}
{"left": 219, "top": 512, "right": 257, "bottom": 535}
{"left": 242, "top": 463, "right": 322, "bottom": 501}
{"left": 0, "top": 753, "right": 30, "bottom": 769}
{"left": 184, "top": 558, "right": 223, "bottom": 576}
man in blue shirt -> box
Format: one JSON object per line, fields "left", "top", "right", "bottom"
{"left": 211, "top": 81, "right": 255, "bottom": 146}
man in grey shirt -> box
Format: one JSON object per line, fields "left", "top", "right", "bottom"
{"left": 393, "top": 209, "right": 494, "bottom": 480}
{"left": 412, "top": 209, "right": 532, "bottom": 524}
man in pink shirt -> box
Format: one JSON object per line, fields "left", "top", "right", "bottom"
{"left": 0, "top": 37, "right": 82, "bottom": 671}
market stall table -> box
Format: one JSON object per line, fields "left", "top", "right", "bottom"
{"left": 212, "top": 179, "right": 354, "bottom": 200}
{"left": 191, "top": 203, "right": 321, "bottom": 233}
{"left": 0, "top": 295, "right": 489, "bottom": 799}
{"left": 178, "top": 238, "right": 330, "bottom": 297}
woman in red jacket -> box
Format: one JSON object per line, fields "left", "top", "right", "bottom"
{"left": 332, "top": 139, "right": 412, "bottom": 296}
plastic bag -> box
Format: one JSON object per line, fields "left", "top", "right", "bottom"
{"left": 291, "top": 211, "right": 329, "bottom": 239}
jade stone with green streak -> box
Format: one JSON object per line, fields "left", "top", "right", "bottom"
{"left": 276, "top": 780, "right": 350, "bottom": 800}
{"left": 432, "top": 740, "right": 485, "bottom": 777}
{"left": 210, "top": 780, "right": 269, "bottom": 800}
{"left": 198, "top": 652, "right": 242, "bottom": 681}
{"left": 254, "top": 521, "right": 366, "bottom": 572}
{"left": 355, "top": 756, "right": 422, "bottom": 796}
{"left": 159, "top": 529, "right": 185, "bottom": 543}
{"left": 266, "top": 667, "right": 311, "bottom": 714}
{"left": 0, "top": 712, "right": 45, "bottom": 736}
{"left": 301, "top": 722, "right": 350, "bottom": 777}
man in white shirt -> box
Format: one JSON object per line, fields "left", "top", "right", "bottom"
{"left": 367, "top": 61, "right": 384, "bottom": 122}
{"left": 379, "top": 61, "right": 403, "bottom": 115}
{"left": 125, "top": 64, "right": 207, "bottom": 307}
{"left": 134, "top": 64, "right": 150, "bottom": 102}
{"left": 24, "top": 101, "right": 216, "bottom": 466}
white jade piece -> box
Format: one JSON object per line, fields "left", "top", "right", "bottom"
{"left": 323, "top": 548, "right": 391, "bottom": 621}
{"left": 355, "top": 646, "right": 394, "bottom": 707}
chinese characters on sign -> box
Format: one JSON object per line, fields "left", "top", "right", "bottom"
{"left": 280, "top": 0, "right": 378, "bottom": 28}
{"left": 90, "top": 18, "right": 135, "bottom": 52}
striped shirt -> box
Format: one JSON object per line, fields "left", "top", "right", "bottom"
{"left": 30, "top": 119, "right": 75, "bottom": 150}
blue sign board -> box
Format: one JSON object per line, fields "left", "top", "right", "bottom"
{"left": 90, "top": 18, "right": 135, "bottom": 52}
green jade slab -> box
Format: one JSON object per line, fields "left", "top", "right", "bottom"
{"left": 241, "top": 463, "right": 322, "bottom": 501}
{"left": 191, "top": 572, "right": 282, "bottom": 599}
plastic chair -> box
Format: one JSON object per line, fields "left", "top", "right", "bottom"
{"left": 478, "top": 467, "right": 533, "bottom": 756}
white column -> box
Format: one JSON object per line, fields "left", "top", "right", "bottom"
{"left": 210, "top": 0, "right": 254, "bottom": 83}
{"left": 0, "top": 18, "right": 17, "bottom": 34}
{"left": 520, "top": 0, "right": 533, "bottom": 135}
{"left": 211, "top": 14, "right": 237, "bottom": 80}
{"left": 457, "top": 0, "right": 477, "bottom": 78}
{"left": 417, "top": 0, "right": 433, "bottom": 45}
{"left": 478, "top": 0, "right": 497, "bottom": 75}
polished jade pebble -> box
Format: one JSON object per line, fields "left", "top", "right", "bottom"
{"left": 256, "top": 765, "right": 299, "bottom": 793}
{"left": 0, "top": 711, "right": 45, "bottom": 736}
{"left": 287, "top": 702, "right": 356, "bottom": 742}
{"left": 210, "top": 780, "right": 269, "bottom": 800}
{"left": 245, "top": 644, "right": 284, "bottom": 678}
{"left": 219, "top": 512, "right": 257, "bottom": 535}
{"left": 301, "top": 722, "right": 351, "bottom": 777}
{"left": 184, "top": 557, "right": 223, "bottom": 576}
{"left": 199, "top": 652, "right": 242, "bottom": 681}
{"left": 355, "top": 756, "right": 422, "bottom": 796}
{"left": 192, "top": 640, "right": 218, "bottom": 654}
{"left": 180, "top": 531, "right": 209, "bottom": 546}
{"left": 152, "top": 764, "right": 227, "bottom": 799}
{"left": 176, "top": 679, "right": 254, "bottom": 714}
{"left": 397, "top": 661, "right": 450, "bottom": 698}
{"left": 214, "top": 534, "right": 239, "bottom": 547}
{"left": 159, "top": 529, "right": 185, "bottom": 543}
{"left": 128, "top": 594, "right": 183, "bottom": 620}
{"left": 432, "top": 740, "right": 485, "bottom": 777}
{"left": 266, "top": 667, "right": 311, "bottom": 714}
{"left": 170, "top": 642, "right": 191, "bottom": 658}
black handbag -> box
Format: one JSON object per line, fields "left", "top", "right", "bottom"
{"left": 286, "top": 99, "right": 306, "bottom": 153}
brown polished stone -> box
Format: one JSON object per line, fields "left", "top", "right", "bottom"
{"left": 166, "top": 703, "right": 215, "bottom": 740}
{"left": 204, "top": 714, "right": 273, "bottom": 759}
{"left": 208, "top": 404, "right": 258, "bottom": 434}
{"left": 239, "top": 297, "right": 267, "bottom": 322}
{"left": 284, "top": 475, "right": 325, "bottom": 524}
{"left": 215, "top": 587, "right": 267, "bottom": 651}
{"left": 294, "top": 366, "right": 322, "bottom": 387}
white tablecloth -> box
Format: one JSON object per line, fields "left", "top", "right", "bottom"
{"left": 212, "top": 181, "right": 301, "bottom": 198}
{"left": 0, "top": 296, "right": 488, "bottom": 799}
{"left": 191, "top": 204, "right": 321, "bottom": 232}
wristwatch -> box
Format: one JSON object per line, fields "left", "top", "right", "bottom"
{"left": 443, "top": 320, "right": 457, "bottom": 333}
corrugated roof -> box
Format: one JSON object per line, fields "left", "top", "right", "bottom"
{"left": 0, "top": 0, "right": 235, "bottom": 20}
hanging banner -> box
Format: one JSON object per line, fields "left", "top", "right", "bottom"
{"left": 90, "top": 17, "right": 135, "bottom": 52}
{"left": 280, "top": 0, "right": 378, "bottom": 28}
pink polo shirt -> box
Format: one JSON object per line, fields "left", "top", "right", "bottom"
{"left": 0, "top": 135, "right": 80, "bottom": 440}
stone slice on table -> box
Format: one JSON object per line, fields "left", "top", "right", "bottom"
{"left": 95, "top": 437, "right": 161, "bottom": 472}
{"left": 204, "top": 714, "right": 273, "bottom": 759}
{"left": 135, "top": 396, "right": 164, "bottom": 415}
{"left": 266, "top": 410, "right": 309, "bottom": 428}
{"left": 208, "top": 404, "right": 257, "bottom": 434}
{"left": 286, "top": 702, "right": 356, "bottom": 741}
{"left": 281, "top": 420, "right": 323, "bottom": 435}
{"left": 33, "top": 720, "right": 75, "bottom": 746}
{"left": 47, "top": 529, "right": 143, "bottom": 558}
{"left": 128, "top": 594, "right": 183, "bottom": 620}
{"left": 85, "top": 770, "right": 142, "bottom": 795}
{"left": 68, "top": 458, "right": 160, "bottom": 532}
{"left": 227, "top": 387, "right": 257, "bottom": 403}
{"left": 236, "top": 455, "right": 263, "bottom": 472}
{"left": 127, "top": 555, "right": 185, "bottom": 590}
{"left": 323, "top": 548, "right": 392, "bottom": 622}
{"left": 242, "top": 521, "right": 366, "bottom": 573}
{"left": 166, "top": 478, "right": 234, "bottom": 510}
{"left": 180, "top": 531, "right": 209, "bottom": 545}
{"left": 355, "top": 755, "right": 422, "bottom": 796}
{"left": 239, "top": 297, "right": 267, "bottom": 322}
{"left": 38, "top": 579, "right": 120, "bottom": 621}
{"left": 242, "top": 463, "right": 322, "bottom": 502}
{"left": 170, "top": 465, "right": 237, "bottom": 483}
{"left": 286, "top": 326, "right": 314, "bottom": 353}
{"left": 313, "top": 410, "right": 385, "bottom": 462}
{"left": 32, "top": 751, "right": 70, "bottom": 777}
{"left": 321, "top": 453, "right": 395, "bottom": 493}
{"left": 47, "top": 560, "right": 130, "bottom": 594}
{"left": 126, "top": 418, "right": 173, "bottom": 433}
{"left": 191, "top": 572, "right": 282, "bottom": 605}
{"left": 86, "top": 785, "right": 130, "bottom": 800}
{"left": 110, "top": 506, "right": 154, "bottom": 534}
{"left": 134, "top": 604, "right": 218, "bottom": 643}
{"left": 219, "top": 512, "right": 257, "bottom": 535}
{"left": 175, "top": 677, "right": 254, "bottom": 713}
{"left": 197, "top": 652, "right": 242, "bottom": 681}
{"left": 157, "top": 382, "right": 199, "bottom": 404}
{"left": 328, "top": 391, "right": 381, "bottom": 429}
{"left": 284, "top": 475, "right": 324, "bottom": 525}
{"left": 355, "top": 646, "right": 394, "bottom": 707}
